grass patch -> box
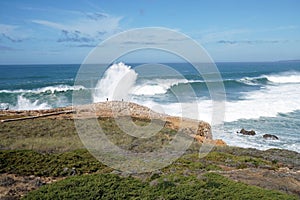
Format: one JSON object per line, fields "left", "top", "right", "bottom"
{"left": 0, "top": 117, "right": 177, "bottom": 153}
{"left": 0, "top": 118, "right": 82, "bottom": 153}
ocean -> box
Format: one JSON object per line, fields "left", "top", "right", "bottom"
{"left": 1, "top": 62, "right": 299, "bottom": 152}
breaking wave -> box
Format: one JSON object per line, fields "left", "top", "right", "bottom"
{"left": 0, "top": 85, "right": 85, "bottom": 94}
{"left": 262, "top": 71, "right": 300, "bottom": 84}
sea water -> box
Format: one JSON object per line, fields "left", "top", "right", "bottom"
{"left": 0, "top": 62, "right": 299, "bottom": 152}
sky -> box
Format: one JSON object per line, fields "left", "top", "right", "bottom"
{"left": 0, "top": 0, "right": 300, "bottom": 64}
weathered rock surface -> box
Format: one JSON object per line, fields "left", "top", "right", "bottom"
{"left": 263, "top": 134, "right": 279, "bottom": 140}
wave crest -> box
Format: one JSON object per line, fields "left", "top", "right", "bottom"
{"left": 0, "top": 85, "right": 85, "bottom": 94}
{"left": 263, "top": 71, "right": 300, "bottom": 84}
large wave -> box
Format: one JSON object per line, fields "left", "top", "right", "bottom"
{"left": 93, "top": 62, "right": 138, "bottom": 102}
{"left": 0, "top": 85, "right": 85, "bottom": 111}
{"left": 92, "top": 62, "right": 192, "bottom": 99}
{"left": 127, "top": 71, "right": 300, "bottom": 97}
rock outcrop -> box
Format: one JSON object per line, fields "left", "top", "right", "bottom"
{"left": 0, "top": 101, "right": 226, "bottom": 146}
{"left": 263, "top": 134, "right": 279, "bottom": 140}
{"left": 75, "top": 101, "right": 220, "bottom": 144}
{"left": 238, "top": 128, "right": 256, "bottom": 136}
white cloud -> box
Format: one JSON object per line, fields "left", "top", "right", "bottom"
{"left": 32, "top": 12, "right": 123, "bottom": 43}
{"left": 31, "top": 20, "right": 65, "bottom": 30}
{"left": 0, "top": 24, "right": 26, "bottom": 42}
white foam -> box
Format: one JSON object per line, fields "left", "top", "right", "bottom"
{"left": 0, "top": 85, "right": 85, "bottom": 94}
{"left": 225, "top": 83, "right": 300, "bottom": 122}
{"left": 263, "top": 71, "right": 300, "bottom": 84}
{"left": 12, "top": 95, "right": 51, "bottom": 110}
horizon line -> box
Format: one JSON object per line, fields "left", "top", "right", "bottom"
{"left": 1, "top": 59, "right": 300, "bottom": 66}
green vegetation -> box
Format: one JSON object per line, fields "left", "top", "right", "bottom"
{"left": 205, "top": 151, "right": 276, "bottom": 169}
{"left": 0, "top": 117, "right": 299, "bottom": 199}
{"left": 0, "top": 149, "right": 111, "bottom": 177}
{"left": 23, "top": 173, "right": 296, "bottom": 200}
{"left": 0, "top": 149, "right": 280, "bottom": 178}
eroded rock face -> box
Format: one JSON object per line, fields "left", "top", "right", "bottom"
{"left": 263, "top": 134, "right": 279, "bottom": 140}
{"left": 238, "top": 128, "right": 256, "bottom": 136}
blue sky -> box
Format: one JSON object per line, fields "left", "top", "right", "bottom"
{"left": 0, "top": 0, "right": 299, "bottom": 64}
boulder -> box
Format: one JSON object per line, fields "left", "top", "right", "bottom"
{"left": 263, "top": 134, "right": 279, "bottom": 140}
{"left": 238, "top": 128, "right": 256, "bottom": 136}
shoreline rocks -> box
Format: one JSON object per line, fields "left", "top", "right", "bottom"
{"left": 263, "top": 134, "right": 279, "bottom": 140}
{"left": 238, "top": 128, "right": 256, "bottom": 136}
{"left": 237, "top": 129, "right": 280, "bottom": 140}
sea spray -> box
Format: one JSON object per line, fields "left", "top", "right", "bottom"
{"left": 93, "top": 63, "right": 138, "bottom": 102}
{"left": 13, "top": 95, "right": 50, "bottom": 110}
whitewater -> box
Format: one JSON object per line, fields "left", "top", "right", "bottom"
{"left": 0, "top": 62, "right": 299, "bottom": 152}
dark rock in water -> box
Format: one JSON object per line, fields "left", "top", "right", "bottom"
{"left": 263, "top": 134, "right": 279, "bottom": 140}
{"left": 238, "top": 128, "right": 256, "bottom": 136}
